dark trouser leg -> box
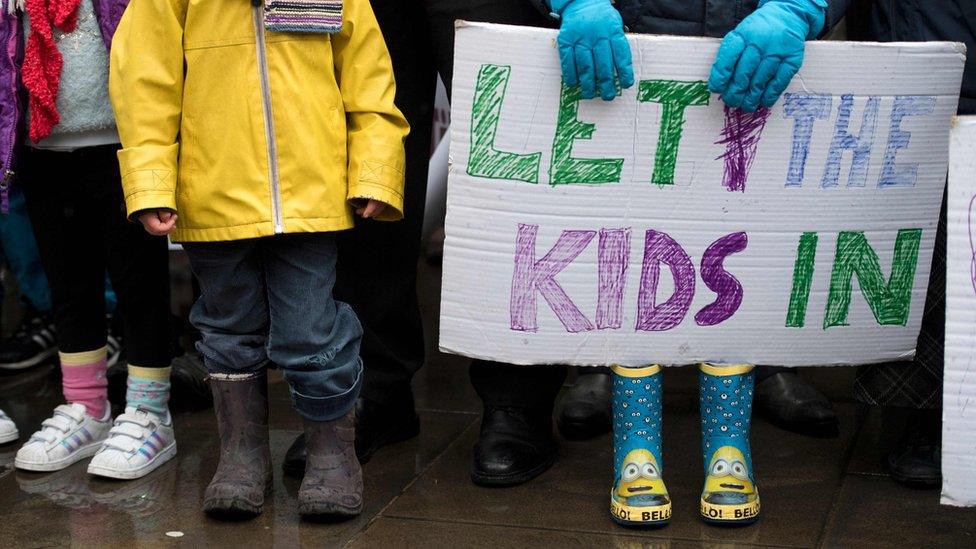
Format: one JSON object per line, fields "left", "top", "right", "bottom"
{"left": 853, "top": 192, "right": 946, "bottom": 410}
{"left": 422, "top": 0, "right": 561, "bottom": 486}
{"left": 853, "top": 193, "right": 946, "bottom": 488}
{"left": 558, "top": 366, "right": 613, "bottom": 440}
{"left": 424, "top": 0, "right": 558, "bottom": 414}
{"left": 470, "top": 360, "right": 567, "bottom": 411}
{"left": 23, "top": 145, "right": 172, "bottom": 368}
{"left": 335, "top": 0, "right": 436, "bottom": 406}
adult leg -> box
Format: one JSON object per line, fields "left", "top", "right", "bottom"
{"left": 853, "top": 193, "right": 946, "bottom": 488}
{"left": 424, "top": 0, "right": 562, "bottom": 487}
{"left": 342, "top": 0, "right": 435, "bottom": 455}
{"left": 263, "top": 233, "right": 364, "bottom": 518}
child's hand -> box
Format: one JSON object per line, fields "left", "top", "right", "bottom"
{"left": 138, "top": 209, "right": 178, "bottom": 236}
{"left": 356, "top": 199, "right": 388, "bottom": 219}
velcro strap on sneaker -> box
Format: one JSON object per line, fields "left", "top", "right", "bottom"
{"left": 108, "top": 422, "right": 145, "bottom": 441}
{"left": 54, "top": 404, "right": 85, "bottom": 424}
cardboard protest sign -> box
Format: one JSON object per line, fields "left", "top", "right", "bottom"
{"left": 943, "top": 116, "right": 976, "bottom": 507}
{"left": 439, "top": 22, "right": 966, "bottom": 367}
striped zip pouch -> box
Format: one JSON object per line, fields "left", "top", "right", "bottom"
{"left": 264, "top": 0, "right": 343, "bottom": 33}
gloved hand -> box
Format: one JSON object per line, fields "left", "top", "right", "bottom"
{"left": 708, "top": 0, "right": 827, "bottom": 112}
{"left": 551, "top": 0, "right": 634, "bottom": 101}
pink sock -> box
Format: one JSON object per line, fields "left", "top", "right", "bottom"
{"left": 60, "top": 348, "right": 109, "bottom": 419}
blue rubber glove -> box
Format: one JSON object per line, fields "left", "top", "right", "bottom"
{"left": 551, "top": 0, "right": 634, "bottom": 101}
{"left": 708, "top": 0, "right": 827, "bottom": 112}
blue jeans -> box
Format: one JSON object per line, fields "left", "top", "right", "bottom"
{"left": 184, "top": 233, "right": 363, "bottom": 421}
{"left": 0, "top": 187, "right": 52, "bottom": 312}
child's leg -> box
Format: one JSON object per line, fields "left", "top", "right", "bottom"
{"left": 699, "top": 363, "right": 760, "bottom": 525}
{"left": 0, "top": 186, "right": 52, "bottom": 314}
{"left": 17, "top": 147, "right": 113, "bottom": 471}
{"left": 262, "top": 233, "right": 363, "bottom": 518}
{"left": 610, "top": 364, "right": 671, "bottom": 527}
{"left": 102, "top": 177, "right": 173, "bottom": 415}
{"left": 0, "top": 186, "right": 57, "bottom": 370}
{"left": 183, "top": 239, "right": 273, "bottom": 519}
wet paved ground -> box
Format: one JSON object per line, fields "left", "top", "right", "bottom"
{"left": 1, "top": 257, "right": 975, "bottom": 548}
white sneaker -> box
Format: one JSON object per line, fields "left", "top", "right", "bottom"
{"left": 16, "top": 403, "right": 111, "bottom": 472}
{"left": 0, "top": 408, "right": 19, "bottom": 444}
{"left": 87, "top": 407, "right": 176, "bottom": 480}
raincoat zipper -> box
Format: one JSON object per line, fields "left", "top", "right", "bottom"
{"left": 252, "top": 3, "right": 284, "bottom": 233}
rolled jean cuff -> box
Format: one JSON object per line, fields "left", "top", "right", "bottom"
{"left": 289, "top": 359, "right": 363, "bottom": 422}
{"left": 194, "top": 340, "right": 269, "bottom": 376}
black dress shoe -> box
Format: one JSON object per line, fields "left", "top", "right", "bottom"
{"left": 282, "top": 394, "right": 420, "bottom": 476}
{"left": 887, "top": 409, "right": 941, "bottom": 489}
{"left": 471, "top": 406, "right": 556, "bottom": 487}
{"left": 557, "top": 369, "right": 612, "bottom": 440}
{"left": 755, "top": 371, "right": 839, "bottom": 437}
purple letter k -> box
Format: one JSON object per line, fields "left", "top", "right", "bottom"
{"left": 510, "top": 224, "right": 596, "bottom": 333}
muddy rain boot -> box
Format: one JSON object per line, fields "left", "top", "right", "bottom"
{"left": 610, "top": 365, "right": 671, "bottom": 528}
{"left": 699, "top": 364, "right": 760, "bottom": 525}
{"left": 299, "top": 409, "right": 363, "bottom": 519}
{"left": 203, "top": 371, "right": 273, "bottom": 520}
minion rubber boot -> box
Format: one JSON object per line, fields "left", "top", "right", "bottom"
{"left": 699, "top": 363, "right": 760, "bottom": 525}
{"left": 610, "top": 364, "right": 671, "bottom": 528}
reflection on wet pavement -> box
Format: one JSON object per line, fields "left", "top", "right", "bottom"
{"left": 0, "top": 260, "right": 974, "bottom": 547}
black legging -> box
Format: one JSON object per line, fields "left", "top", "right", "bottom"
{"left": 20, "top": 145, "right": 172, "bottom": 368}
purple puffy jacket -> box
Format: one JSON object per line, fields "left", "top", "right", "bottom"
{"left": 0, "top": 0, "right": 129, "bottom": 211}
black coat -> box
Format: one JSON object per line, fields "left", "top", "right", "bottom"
{"left": 530, "top": 0, "right": 853, "bottom": 37}
{"left": 847, "top": 0, "right": 976, "bottom": 114}
{"left": 615, "top": 0, "right": 852, "bottom": 37}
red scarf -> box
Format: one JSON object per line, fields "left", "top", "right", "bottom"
{"left": 22, "top": 0, "right": 83, "bottom": 143}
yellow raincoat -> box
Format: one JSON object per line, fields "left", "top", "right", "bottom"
{"left": 109, "top": 0, "right": 409, "bottom": 242}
